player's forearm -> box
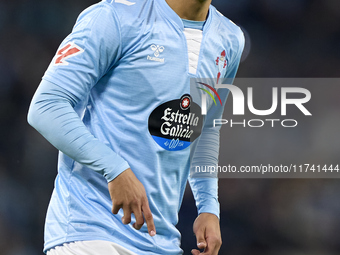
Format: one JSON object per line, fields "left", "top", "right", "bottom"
{"left": 189, "top": 129, "right": 220, "bottom": 218}
{"left": 190, "top": 128, "right": 220, "bottom": 177}
{"left": 27, "top": 79, "right": 129, "bottom": 182}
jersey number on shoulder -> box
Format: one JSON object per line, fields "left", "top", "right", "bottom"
{"left": 54, "top": 42, "right": 84, "bottom": 66}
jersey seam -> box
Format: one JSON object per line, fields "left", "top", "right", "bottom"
{"left": 76, "top": 3, "right": 107, "bottom": 86}
{"left": 102, "top": 2, "right": 123, "bottom": 72}
{"left": 65, "top": 158, "right": 76, "bottom": 240}
{"left": 154, "top": 0, "right": 182, "bottom": 31}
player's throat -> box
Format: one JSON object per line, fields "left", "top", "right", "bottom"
{"left": 165, "top": 0, "right": 211, "bottom": 21}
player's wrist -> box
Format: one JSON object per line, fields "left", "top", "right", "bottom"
{"left": 104, "top": 161, "right": 130, "bottom": 183}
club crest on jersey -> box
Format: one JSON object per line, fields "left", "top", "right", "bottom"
{"left": 216, "top": 50, "right": 228, "bottom": 83}
{"left": 54, "top": 42, "right": 84, "bottom": 66}
{"left": 148, "top": 94, "right": 202, "bottom": 151}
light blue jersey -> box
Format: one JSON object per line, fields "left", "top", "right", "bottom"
{"left": 28, "top": 0, "right": 244, "bottom": 254}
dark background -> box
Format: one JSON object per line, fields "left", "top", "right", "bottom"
{"left": 0, "top": 0, "right": 339, "bottom": 254}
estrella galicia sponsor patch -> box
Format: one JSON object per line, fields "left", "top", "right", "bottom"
{"left": 148, "top": 94, "right": 203, "bottom": 151}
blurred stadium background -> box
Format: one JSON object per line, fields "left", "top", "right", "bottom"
{"left": 0, "top": 0, "right": 339, "bottom": 254}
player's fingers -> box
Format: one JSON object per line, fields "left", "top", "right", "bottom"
{"left": 198, "top": 247, "right": 214, "bottom": 255}
{"left": 195, "top": 228, "right": 207, "bottom": 250}
{"left": 132, "top": 206, "right": 145, "bottom": 230}
{"left": 191, "top": 249, "right": 201, "bottom": 255}
{"left": 122, "top": 207, "right": 132, "bottom": 225}
{"left": 200, "top": 236, "right": 222, "bottom": 255}
{"left": 112, "top": 203, "right": 122, "bottom": 215}
{"left": 142, "top": 202, "right": 156, "bottom": 236}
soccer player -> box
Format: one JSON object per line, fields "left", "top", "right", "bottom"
{"left": 27, "top": 0, "right": 244, "bottom": 254}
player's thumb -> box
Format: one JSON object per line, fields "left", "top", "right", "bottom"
{"left": 195, "top": 229, "right": 207, "bottom": 249}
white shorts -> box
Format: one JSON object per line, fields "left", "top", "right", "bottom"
{"left": 46, "top": 240, "right": 137, "bottom": 255}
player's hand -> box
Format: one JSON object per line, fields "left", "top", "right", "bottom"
{"left": 108, "top": 168, "right": 156, "bottom": 236}
{"left": 191, "top": 213, "right": 222, "bottom": 255}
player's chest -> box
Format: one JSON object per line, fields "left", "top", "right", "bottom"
{"left": 118, "top": 27, "right": 231, "bottom": 82}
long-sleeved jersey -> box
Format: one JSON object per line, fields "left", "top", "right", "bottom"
{"left": 28, "top": 0, "right": 244, "bottom": 254}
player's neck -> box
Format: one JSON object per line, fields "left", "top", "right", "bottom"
{"left": 165, "top": 0, "right": 211, "bottom": 21}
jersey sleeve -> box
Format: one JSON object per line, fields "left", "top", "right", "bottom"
{"left": 189, "top": 30, "right": 245, "bottom": 218}
{"left": 27, "top": 2, "right": 130, "bottom": 182}
{"left": 43, "top": 1, "right": 122, "bottom": 100}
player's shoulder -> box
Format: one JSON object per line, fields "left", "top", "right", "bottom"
{"left": 210, "top": 5, "right": 245, "bottom": 47}
{"left": 72, "top": 0, "right": 152, "bottom": 41}
{"left": 75, "top": 0, "right": 151, "bottom": 25}
{"left": 99, "top": 0, "right": 152, "bottom": 22}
